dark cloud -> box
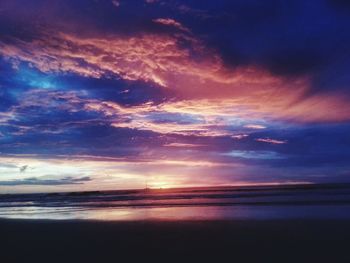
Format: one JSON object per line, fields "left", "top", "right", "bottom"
{"left": 2, "top": 0, "right": 350, "bottom": 95}
{"left": 175, "top": 0, "right": 350, "bottom": 95}
{"left": 0, "top": 163, "right": 17, "bottom": 169}
{"left": 0, "top": 176, "right": 91, "bottom": 186}
{"left": 19, "top": 165, "right": 28, "bottom": 173}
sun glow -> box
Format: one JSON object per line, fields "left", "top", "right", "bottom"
{"left": 147, "top": 180, "right": 174, "bottom": 189}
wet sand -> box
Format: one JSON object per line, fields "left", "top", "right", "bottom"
{"left": 2, "top": 219, "right": 350, "bottom": 262}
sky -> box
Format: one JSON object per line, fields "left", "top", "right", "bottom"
{"left": 1, "top": 0, "right": 350, "bottom": 193}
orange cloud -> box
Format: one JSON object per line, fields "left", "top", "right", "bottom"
{"left": 0, "top": 30, "right": 298, "bottom": 93}
{"left": 84, "top": 95, "right": 349, "bottom": 137}
{"left": 85, "top": 100, "right": 246, "bottom": 136}
{"left": 1, "top": 30, "right": 350, "bottom": 123}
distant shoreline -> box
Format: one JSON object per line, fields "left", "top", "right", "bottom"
{"left": 2, "top": 182, "right": 350, "bottom": 196}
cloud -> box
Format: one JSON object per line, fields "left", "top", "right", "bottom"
{"left": 0, "top": 154, "right": 243, "bottom": 192}
{"left": 244, "top": 124, "right": 266, "bottom": 129}
{"left": 1, "top": 29, "right": 349, "bottom": 123}
{"left": 153, "top": 18, "right": 190, "bottom": 32}
{"left": 181, "top": 1, "right": 350, "bottom": 89}
{"left": 85, "top": 97, "right": 350, "bottom": 138}
{"left": 1, "top": 0, "right": 350, "bottom": 192}
{"left": 0, "top": 163, "right": 17, "bottom": 169}
{"left": 84, "top": 99, "right": 252, "bottom": 137}
{"left": 0, "top": 176, "right": 91, "bottom": 186}
{"left": 19, "top": 165, "right": 28, "bottom": 173}
{"left": 255, "top": 138, "right": 287, "bottom": 144}
{"left": 231, "top": 134, "right": 249, "bottom": 140}
{"left": 224, "top": 150, "right": 284, "bottom": 160}
{"left": 111, "top": 0, "right": 120, "bottom": 8}
{"left": 163, "top": 142, "right": 205, "bottom": 147}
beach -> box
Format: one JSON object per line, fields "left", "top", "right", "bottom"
{"left": 2, "top": 185, "right": 350, "bottom": 262}
{"left": 2, "top": 219, "right": 350, "bottom": 262}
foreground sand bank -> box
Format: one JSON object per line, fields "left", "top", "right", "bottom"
{"left": 2, "top": 219, "right": 350, "bottom": 262}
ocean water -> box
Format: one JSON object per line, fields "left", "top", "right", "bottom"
{"left": 1, "top": 184, "right": 350, "bottom": 221}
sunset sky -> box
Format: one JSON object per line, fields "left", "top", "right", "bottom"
{"left": 1, "top": 0, "right": 350, "bottom": 193}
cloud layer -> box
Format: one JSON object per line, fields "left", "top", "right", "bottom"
{"left": 0, "top": 0, "right": 350, "bottom": 192}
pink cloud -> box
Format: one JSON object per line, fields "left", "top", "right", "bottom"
{"left": 163, "top": 143, "right": 206, "bottom": 147}
{"left": 255, "top": 138, "right": 287, "bottom": 144}
{"left": 153, "top": 18, "right": 190, "bottom": 32}
{"left": 1, "top": 29, "right": 350, "bottom": 124}
{"left": 231, "top": 134, "right": 249, "bottom": 139}
{"left": 244, "top": 124, "right": 266, "bottom": 129}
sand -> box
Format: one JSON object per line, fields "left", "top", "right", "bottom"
{"left": 2, "top": 219, "right": 350, "bottom": 262}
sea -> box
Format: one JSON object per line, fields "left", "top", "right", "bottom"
{"left": 1, "top": 184, "right": 350, "bottom": 221}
